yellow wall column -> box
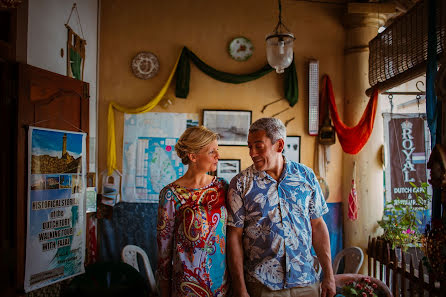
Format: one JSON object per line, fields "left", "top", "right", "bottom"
{"left": 343, "top": 13, "right": 386, "bottom": 273}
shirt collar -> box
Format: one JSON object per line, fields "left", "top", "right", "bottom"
{"left": 251, "top": 156, "right": 290, "bottom": 182}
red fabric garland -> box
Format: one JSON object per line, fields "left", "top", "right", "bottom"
{"left": 322, "top": 75, "right": 379, "bottom": 155}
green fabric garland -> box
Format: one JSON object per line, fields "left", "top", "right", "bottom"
{"left": 175, "top": 46, "right": 298, "bottom": 107}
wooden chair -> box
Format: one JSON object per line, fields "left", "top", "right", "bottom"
{"left": 333, "top": 246, "right": 364, "bottom": 274}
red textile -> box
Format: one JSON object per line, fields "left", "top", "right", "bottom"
{"left": 322, "top": 75, "right": 379, "bottom": 155}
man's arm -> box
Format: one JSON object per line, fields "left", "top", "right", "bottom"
{"left": 311, "top": 217, "right": 336, "bottom": 297}
{"left": 227, "top": 226, "right": 250, "bottom": 297}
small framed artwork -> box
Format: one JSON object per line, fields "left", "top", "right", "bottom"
{"left": 283, "top": 136, "right": 301, "bottom": 163}
{"left": 87, "top": 172, "right": 96, "bottom": 188}
{"left": 203, "top": 110, "right": 252, "bottom": 146}
{"left": 217, "top": 159, "right": 241, "bottom": 182}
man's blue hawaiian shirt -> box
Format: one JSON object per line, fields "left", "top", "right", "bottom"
{"left": 227, "top": 158, "right": 328, "bottom": 290}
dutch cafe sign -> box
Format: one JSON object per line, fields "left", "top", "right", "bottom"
{"left": 389, "top": 117, "right": 428, "bottom": 209}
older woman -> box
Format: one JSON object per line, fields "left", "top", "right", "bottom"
{"left": 156, "top": 126, "right": 229, "bottom": 297}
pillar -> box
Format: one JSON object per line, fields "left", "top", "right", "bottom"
{"left": 343, "top": 13, "right": 387, "bottom": 274}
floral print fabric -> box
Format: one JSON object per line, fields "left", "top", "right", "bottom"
{"left": 157, "top": 177, "right": 229, "bottom": 297}
{"left": 227, "top": 159, "right": 328, "bottom": 290}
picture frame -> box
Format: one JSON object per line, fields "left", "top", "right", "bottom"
{"left": 202, "top": 110, "right": 252, "bottom": 146}
{"left": 216, "top": 159, "right": 241, "bottom": 183}
{"left": 283, "top": 136, "right": 301, "bottom": 163}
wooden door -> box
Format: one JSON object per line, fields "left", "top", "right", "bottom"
{"left": 0, "top": 62, "right": 89, "bottom": 297}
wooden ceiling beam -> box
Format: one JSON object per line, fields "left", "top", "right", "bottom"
{"left": 348, "top": 2, "right": 397, "bottom": 14}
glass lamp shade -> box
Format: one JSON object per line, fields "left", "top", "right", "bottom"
{"left": 266, "top": 33, "right": 294, "bottom": 73}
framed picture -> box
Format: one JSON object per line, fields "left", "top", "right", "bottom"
{"left": 217, "top": 159, "right": 241, "bottom": 182}
{"left": 203, "top": 110, "right": 252, "bottom": 146}
{"left": 283, "top": 136, "right": 301, "bottom": 163}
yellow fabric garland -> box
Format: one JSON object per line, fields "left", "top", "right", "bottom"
{"left": 107, "top": 50, "right": 182, "bottom": 175}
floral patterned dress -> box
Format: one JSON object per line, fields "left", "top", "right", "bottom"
{"left": 157, "top": 177, "right": 229, "bottom": 297}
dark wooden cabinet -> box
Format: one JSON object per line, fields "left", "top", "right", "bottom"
{"left": 0, "top": 62, "right": 89, "bottom": 297}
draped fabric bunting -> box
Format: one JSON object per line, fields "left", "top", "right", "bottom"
{"left": 322, "top": 75, "right": 379, "bottom": 155}
{"left": 176, "top": 47, "right": 298, "bottom": 106}
{"left": 107, "top": 47, "right": 299, "bottom": 175}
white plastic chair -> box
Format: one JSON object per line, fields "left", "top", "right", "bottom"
{"left": 121, "top": 244, "right": 157, "bottom": 293}
{"left": 332, "top": 246, "right": 364, "bottom": 274}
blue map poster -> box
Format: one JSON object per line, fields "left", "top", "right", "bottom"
{"left": 123, "top": 112, "right": 198, "bottom": 203}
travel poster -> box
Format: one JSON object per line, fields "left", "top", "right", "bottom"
{"left": 24, "top": 127, "right": 87, "bottom": 292}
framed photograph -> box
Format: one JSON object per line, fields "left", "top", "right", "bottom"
{"left": 283, "top": 136, "right": 301, "bottom": 163}
{"left": 217, "top": 159, "right": 241, "bottom": 182}
{"left": 203, "top": 110, "right": 252, "bottom": 146}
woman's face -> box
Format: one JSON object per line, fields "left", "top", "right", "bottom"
{"left": 194, "top": 140, "right": 219, "bottom": 172}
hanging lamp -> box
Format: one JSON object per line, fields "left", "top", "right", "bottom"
{"left": 266, "top": 0, "right": 295, "bottom": 73}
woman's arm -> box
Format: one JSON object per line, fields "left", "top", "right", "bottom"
{"left": 156, "top": 188, "right": 176, "bottom": 297}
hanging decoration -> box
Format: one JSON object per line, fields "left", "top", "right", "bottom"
{"left": 321, "top": 75, "right": 379, "bottom": 155}
{"left": 228, "top": 37, "right": 254, "bottom": 61}
{"left": 175, "top": 47, "right": 298, "bottom": 106}
{"left": 265, "top": 0, "right": 295, "bottom": 73}
{"left": 348, "top": 161, "right": 358, "bottom": 221}
{"left": 107, "top": 47, "right": 298, "bottom": 175}
{"left": 425, "top": 0, "right": 439, "bottom": 148}
{"left": 65, "top": 3, "right": 86, "bottom": 80}
{"left": 131, "top": 52, "right": 160, "bottom": 80}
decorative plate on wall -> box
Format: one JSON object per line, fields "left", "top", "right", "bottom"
{"left": 228, "top": 37, "right": 254, "bottom": 61}
{"left": 131, "top": 52, "right": 160, "bottom": 79}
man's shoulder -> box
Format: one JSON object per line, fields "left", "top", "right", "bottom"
{"left": 229, "top": 164, "right": 256, "bottom": 188}
{"left": 286, "top": 160, "right": 315, "bottom": 177}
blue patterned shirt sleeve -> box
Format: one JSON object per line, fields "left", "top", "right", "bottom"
{"left": 227, "top": 173, "right": 246, "bottom": 228}
{"left": 304, "top": 164, "right": 329, "bottom": 219}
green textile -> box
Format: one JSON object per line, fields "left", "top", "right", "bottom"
{"left": 69, "top": 48, "right": 82, "bottom": 80}
{"left": 284, "top": 54, "right": 298, "bottom": 107}
{"left": 175, "top": 46, "right": 298, "bottom": 106}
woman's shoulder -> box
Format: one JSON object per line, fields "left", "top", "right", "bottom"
{"left": 159, "top": 183, "right": 181, "bottom": 199}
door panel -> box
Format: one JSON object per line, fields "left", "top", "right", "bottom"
{"left": 0, "top": 62, "right": 89, "bottom": 296}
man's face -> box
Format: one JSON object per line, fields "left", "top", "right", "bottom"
{"left": 248, "top": 130, "right": 283, "bottom": 172}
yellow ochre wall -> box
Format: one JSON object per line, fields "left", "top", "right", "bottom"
{"left": 98, "top": 0, "right": 346, "bottom": 203}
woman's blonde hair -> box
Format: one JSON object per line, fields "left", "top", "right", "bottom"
{"left": 175, "top": 126, "right": 219, "bottom": 165}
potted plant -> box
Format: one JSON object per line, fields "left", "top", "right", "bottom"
{"left": 336, "top": 274, "right": 391, "bottom": 297}
{"left": 378, "top": 182, "right": 431, "bottom": 251}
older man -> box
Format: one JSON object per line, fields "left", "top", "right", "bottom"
{"left": 227, "top": 118, "right": 336, "bottom": 297}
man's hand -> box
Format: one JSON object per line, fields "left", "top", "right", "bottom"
{"left": 320, "top": 274, "right": 336, "bottom": 297}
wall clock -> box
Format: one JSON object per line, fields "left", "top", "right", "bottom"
{"left": 131, "top": 52, "right": 160, "bottom": 79}
{"left": 228, "top": 37, "right": 254, "bottom": 61}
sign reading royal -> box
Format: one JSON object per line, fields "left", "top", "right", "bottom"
{"left": 384, "top": 114, "right": 431, "bottom": 210}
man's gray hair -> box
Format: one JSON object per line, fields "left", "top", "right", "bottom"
{"left": 249, "top": 117, "right": 286, "bottom": 144}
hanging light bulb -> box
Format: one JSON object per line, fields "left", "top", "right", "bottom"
{"left": 266, "top": 0, "right": 295, "bottom": 73}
